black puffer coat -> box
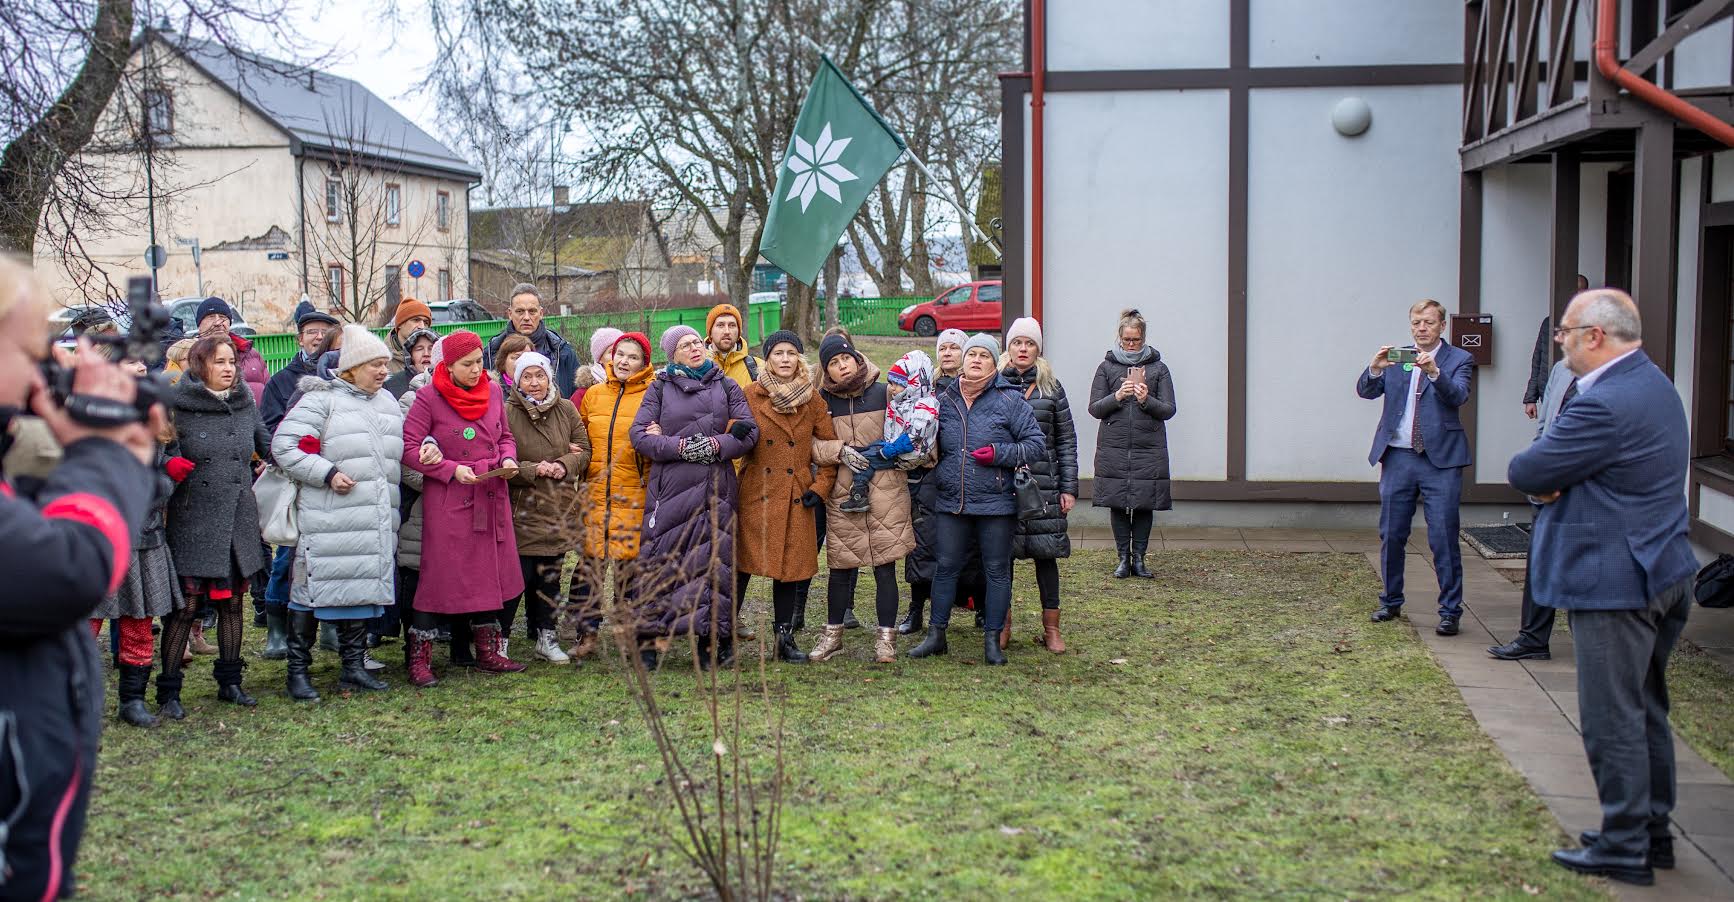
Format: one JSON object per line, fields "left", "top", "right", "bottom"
{"left": 1003, "top": 361, "right": 1078, "bottom": 559}
{"left": 905, "top": 373, "right": 983, "bottom": 587}
{"left": 165, "top": 377, "right": 271, "bottom": 580}
{"left": 1087, "top": 346, "right": 1176, "bottom": 511}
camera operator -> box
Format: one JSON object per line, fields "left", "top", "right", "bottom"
{"left": 0, "top": 258, "right": 160, "bottom": 901}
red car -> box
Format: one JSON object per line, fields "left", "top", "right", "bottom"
{"left": 898, "top": 280, "right": 1003, "bottom": 336}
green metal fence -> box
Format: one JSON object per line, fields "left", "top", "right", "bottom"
{"left": 822, "top": 297, "right": 931, "bottom": 336}
{"left": 255, "top": 300, "right": 784, "bottom": 373}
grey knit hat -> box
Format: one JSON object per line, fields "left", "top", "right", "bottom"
{"left": 963, "top": 332, "right": 1001, "bottom": 359}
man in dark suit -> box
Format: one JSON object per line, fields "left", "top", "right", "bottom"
{"left": 1509, "top": 289, "right": 1698, "bottom": 886}
{"left": 1357, "top": 299, "right": 1475, "bottom": 635}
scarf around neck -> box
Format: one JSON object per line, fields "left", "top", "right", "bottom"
{"left": 823, "top": 359, "right": 879, "bottom": 399}
{"left": 433, "top": 364, "right": 492, "bottom": 421}
{"left": 667, "top": 359, "right": 715, "bottom": 382}
{"left": 518, "top": 384, "right": 562, "bottom": 416}
{"left": 958, "top": 368, "right": 994, "bottom": 407}
{"left": 756, "top": 360, "right": 814, "bottom": 414}
{"left": 1112, "top": 345, "right": 1157, "bottom": 367}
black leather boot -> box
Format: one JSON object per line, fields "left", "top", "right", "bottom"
{"left": 337, "top": 621, "right": 389, "bottom": 691}
{"left": 1129, "top": 540, "right": 1154, "bottom": 579}
{"left": 1113, "top": 553, "right": 1132, "bottom": 579}
{"left": 896, "top": 598, "right": 925, "bottom": 635}
{"left": 213, "top": 658, "right": 257, "bottom": 706}
{"left": 775, "top": 625, "right": 809, "bottom": 663}
{"left": 983, "top": 629, "right": 1007, "bottom": 666}
{"left": 841, "top": 608, "right": 861, "bottom": 629}
{"left": 117, "top": 663, "right": 159, "bottom": 728}
{"left": 155, "top": 671, "right": 186, "bottom": 720}
{"left": 792, "top": 583, "right": 808, "bottom": 631}
{"left": 285, "top": 609, "right": 320, "bottom": 701}
{"left": 907, "top": 624, "right": 948, "bottom": 658}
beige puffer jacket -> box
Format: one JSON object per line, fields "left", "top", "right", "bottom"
{"left": 812, "top": 363, "right": 922, "bottom": 569}
{"left": 395, "top": 371, "right": 430, "bottom": 569}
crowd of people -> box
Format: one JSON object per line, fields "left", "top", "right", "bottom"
{"left": 54, "top": 283, "right": 1182, "bottom": 727}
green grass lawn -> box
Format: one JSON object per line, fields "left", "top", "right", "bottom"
{"left": 80, "top": 550, "right": 1606, "bottom": 900}
{"left": 1669, "top": 639, "right": 1734, "bottom": 781}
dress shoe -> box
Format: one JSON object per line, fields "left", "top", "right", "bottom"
{"left": 1436, "top": 617, "right": 1459, "bottom": 636}
{"left": 1487, "top": 641, "right": 1550, "bottom": 661}
{"left": 1370, "top": 605, "right": 1401, "bottom": 623}
{"left": 1580, "top": 831, "right": 1673, "bottom": 869}
{"left": 1550, "top": 846, "right": 1652, "bottom": 885}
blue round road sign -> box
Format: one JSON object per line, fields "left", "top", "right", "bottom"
{"left": 406, "top": 260, "right": 425, "bottom": 279}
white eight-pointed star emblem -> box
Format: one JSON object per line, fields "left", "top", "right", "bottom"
{"left": 783, "top": 122, "right": 857, "bottom": 212}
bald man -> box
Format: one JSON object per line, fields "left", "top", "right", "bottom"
{"left": 1509, "top": 289, "right": 1698, "bottom": 886}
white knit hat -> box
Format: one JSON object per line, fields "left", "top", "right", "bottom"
{"left": 1005, "top": 316, "right": 1043, "bottom": 353}
{"left": 514, "top": 351, "right": 553, "bottom": 386}
{"left": 336, "top": 323, "right": 391, "bottom": 373}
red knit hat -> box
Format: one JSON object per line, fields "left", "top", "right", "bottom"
{"left": 440, "top": 330, "right": 482, "bottom": 365}
{"left": 611, "top": 331, "right": 651, "bottom": 361}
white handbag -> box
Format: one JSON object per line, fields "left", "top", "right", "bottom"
{"left": 254, "top": 464, "right": 300, "bottom": 545}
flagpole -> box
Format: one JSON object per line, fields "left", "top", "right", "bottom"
{"left": 798, "top": 37, "right": 1003, "bottom": 261}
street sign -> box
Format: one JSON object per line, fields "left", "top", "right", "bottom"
{"left": 267, "top": 252, "right": 289, "bottom": 261}
{"left": 406, "top": 260, "right": 425, "bottom": 279}
{"left": 144, "top": 244, "right": 167, "bottom": 269}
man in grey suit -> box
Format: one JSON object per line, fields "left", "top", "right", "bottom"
{"left": 1508, "top": 289, "right": 1698, "bottom": 886}
{"left": 1487, "top": 358, "right": 1576, "bottom": 660}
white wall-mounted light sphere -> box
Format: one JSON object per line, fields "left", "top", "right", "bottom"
{"left": 1331, "top": 97, "right": 1372, "bottom": 137}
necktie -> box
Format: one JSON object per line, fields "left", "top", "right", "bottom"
{"left": 1410, "top": 374, "right": 1425, "bottom": 452}
{"left": 1559, "top": 379, "right": 1579, "bottom": 410}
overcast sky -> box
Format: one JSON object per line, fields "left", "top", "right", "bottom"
{"left": 277, "top": 0, "right": 446, "bottom": 145}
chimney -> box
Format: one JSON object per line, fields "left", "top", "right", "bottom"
{"left": 553, "top": 185, "right": 569, "bottom": 207}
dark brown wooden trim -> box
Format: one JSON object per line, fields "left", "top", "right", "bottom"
{"left": 1226, "top": 0, "right": 1249, "bottom": 481}
{"left": 1690, "top": 519, "right": 1734, "bottom": 554}
{"left": 999, "top": 74, "right": 1029, "bottom": 327}
{"left": 1704, "top": 200, "right": 1734, "bottom": 227}
{"left": 1633, "top": 121, "right": 1677, "bottom": 375}
{"left": 1458, "top": 170, "right": 1485, "bottom": 489}
{"left": 1694, "top": 455, "right": 1734, "bottom": 497}
{"left": 1695, "top": 183, "right": 1731, "bottom": 459}
{"left": 1045, "top": 64, "right": 1464, "bottom": 93}
{"left": 1072, "top": 477, "right": 1528, "bottom": 504}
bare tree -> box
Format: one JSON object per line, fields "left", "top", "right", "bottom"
{"left": 300, "top": 102, "right": 438, "bottom": 323}
{"left": 1, "top": 5, "right": 333, "bottom": 300}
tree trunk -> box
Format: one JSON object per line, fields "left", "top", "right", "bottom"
{"left": 0, "top": 0, "right": 135, "bottom": 254}
{"left": 783, "top": 280, "right": 817, "bottom": 344}
{"left": 822, "top": 245, "right": 842, "bottom": 331}
{"left": 907, "top": 173, "right": 934, "bottom": 297}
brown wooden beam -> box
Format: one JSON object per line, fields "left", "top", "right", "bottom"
{"left": 1632, "top": 120, "right": 1676, "bottom": 374}
{"left": 1551, "top": 150, "right": 1582, "bottom": 330}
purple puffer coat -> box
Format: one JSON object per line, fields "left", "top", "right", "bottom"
{"left": 628, "top": 365, "right": 758, "bottom": 640}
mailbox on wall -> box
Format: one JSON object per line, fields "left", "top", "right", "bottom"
{"left": 1451, "top": 314, "right": 1494, "bottom": 366}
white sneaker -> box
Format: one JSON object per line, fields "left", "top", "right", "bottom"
{"left": 534, "top": 629, "right": 570, "bottom": 664}
{"left": 363, "top": 650, "right": 385, "bottom": 672}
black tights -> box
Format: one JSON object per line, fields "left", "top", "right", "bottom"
{"left": 1110, "top": 508, "right": 1155, "bottom": 550}
{"left": 735, "top": 573, "right": 811, "bottom": 628}
{"left": 1026, "top": 557, "right": 1061, "bottom": 611}
{"left": 409, "top": 609, "right": 502, "bottom": 633}
{"left": 828, "top": 563, "right": 898, "bottom": 628}
{"left": 505, "top": 555, "right": 562, "bottom": 636}
{"left": 160, "top": 594, "right": 243, "bottom": 675}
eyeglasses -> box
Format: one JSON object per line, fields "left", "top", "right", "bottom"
{"left": 1552, "top": 324, "right": 1599, "bottom": 339}
{"left": 675, "top": 337, "right": 705, "bottom": 351}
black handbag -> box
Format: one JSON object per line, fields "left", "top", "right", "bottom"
{"left": 1013, "top": 465, "right": 1047, "bottom": 521}
{"left": 1695, "top": 553, "right": 1734, "bottom": 608}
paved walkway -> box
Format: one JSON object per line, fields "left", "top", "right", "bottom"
{"left": 1084, "top": 527, "right": 1734, "bottom": 898}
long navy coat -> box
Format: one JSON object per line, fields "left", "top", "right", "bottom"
{"left": 931, "top": 375, "right": 1046, "bottom": 518}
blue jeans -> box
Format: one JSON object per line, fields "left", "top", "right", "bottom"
{"left": 264, "top": 544, "right": 293, "bottom": 612}
{"left": 849, "top": 441, "right": 900, "bottom": 493}
{"left": 1377, "top": 448, "right": 1464, "bottom": 617}
{"left": 929, "top": 512, "right": 1014, "bottom": 631}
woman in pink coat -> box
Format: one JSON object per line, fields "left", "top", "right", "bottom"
{"left": 400, "top": 330, "right": 526, "bottom": 686}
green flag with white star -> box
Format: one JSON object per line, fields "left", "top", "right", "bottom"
{"left": 759, "top": 55, "right": 907, "bottom": 286}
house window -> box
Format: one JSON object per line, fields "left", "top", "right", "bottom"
{"left": 384, "top": 265, "right": 402, "bottom": 308}
{"left": 436, "top": 191, "right": 451, "bottom": 231}
{"left": 143, "top": 89, "right": 173, "bottom": 139}
{"left": 326, "top": 264, "right": 344, "bottom": 306}
{"left": 385, "top": 184, "right": 401, "bottom": 226}
{"left": 437, "top": 269, "right": 451, "bottom": 301}
{"left": 325, "top": 179, "right": 342, "bottom": 223}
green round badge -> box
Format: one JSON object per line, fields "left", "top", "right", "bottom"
{"left": 1402, "top": 363, "right": 1414, "bottom": 372}
{"left": 462, "top": 427, "right": 476, "bottom": 440}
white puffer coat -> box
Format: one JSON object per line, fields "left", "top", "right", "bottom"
{"left": 271, "top": 375, "right": 404, "bottom": 607}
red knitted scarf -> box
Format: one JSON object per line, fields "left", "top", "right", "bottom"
{"left": 433, "top": 364, "right": 492, "bottom": 421}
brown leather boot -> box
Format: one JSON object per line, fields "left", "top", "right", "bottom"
{"left": 1039, "top": 609, "right": 1065, "bottom": 654}
{"left": 997, "top": 619, "right": 1011, "bottom": 651}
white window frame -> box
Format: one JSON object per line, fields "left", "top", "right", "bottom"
{"left": 326, "top": 264, "right": 344, "bottom": 305}
{"left": 325, "top": 179, "right": 342, "bottom": 223}
{"left": 385, "top": 184, "right": 401, "bottom": 227}
{"left": 143, "top": 89, "right": 173, "bottom": 138}
{"left": 436, "top": 191, "right": 451, "bottom": 231}
{"left": 437, "top": 269, "right": 451, "bottom": 301}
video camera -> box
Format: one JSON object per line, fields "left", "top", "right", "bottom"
{"left": 41, "top": 276, "right": 171, "bottom": 427}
